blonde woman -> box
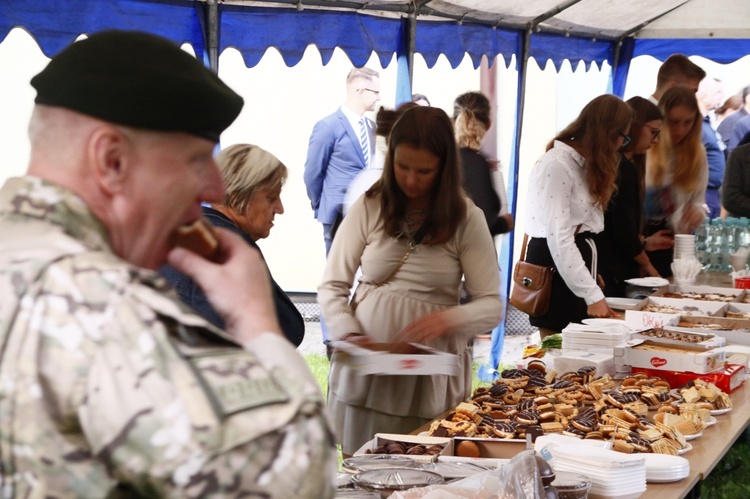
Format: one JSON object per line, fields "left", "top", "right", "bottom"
{"left": 645, "top": 86, "right": 708, "bottom": 276}
{"left": 523, "top": 95, "right": 633, "bottom": 337}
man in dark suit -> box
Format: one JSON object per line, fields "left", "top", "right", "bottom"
{"left": 304, "top": 67, "right": 379, "bottom": 255}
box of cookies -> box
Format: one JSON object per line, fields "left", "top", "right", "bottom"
{"left": 331, "top": 341, "right": 459, "bottom": 376}
{"left": 353, "top": 433, "right": 452, "bottom": 464}
{"left": 614, "top": 338, "right": 725, "bottom": 374}
{"left": 657, "top": 285, "right": 746, "bottom": 303}
{"left": 633, "top": 363, "right": 747, "bottom": 393}
{"left": 633, "top": 327, "right": 726, "bottom": 349}
{"left": 674, "top": 316, "right": 750, "bottom": 345}
{"left": 625, "top": 297, "right": 728, "bottom": 330}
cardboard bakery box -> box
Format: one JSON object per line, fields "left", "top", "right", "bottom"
{"left": 452, "top": 437, "right": 526, "bottom": 459}
{"left": 656, "top": 285, "right": 746, "bottom": 303}
{"left": 614, "top": 338, "right": 725, "bottom": 374}
{"left": 353, "top": 433, "right": 453, "bottom": 464}
{"left": 633, "top": 327, "right": 726, "bottom": 349}
{"left": 632, "top": 363, "right": 747, "bottom": 393}
{"left": 331, "top": 341, "right": 459, "bottom": 376}
{"left": 724, "top": 302, "right": 750, "bottom": 319}
{"left": 676, "top": 316, "right": 750, "bottom": 346}
{"left": 624, "top": 296, "right": 727, "bottom": 330}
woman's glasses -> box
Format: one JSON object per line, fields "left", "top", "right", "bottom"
{"left": 619, "top": 131, "right": 632, "bottom": 148}
{"left": 644, "top": 124, "right": 661, "bottom": 139}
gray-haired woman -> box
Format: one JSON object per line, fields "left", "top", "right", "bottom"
{"left": 161, "top": 143, "right": 305, "bottom": 346}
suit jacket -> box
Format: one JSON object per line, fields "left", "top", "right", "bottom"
{"left": 303, "top": 108, "right": 375, "bottom": 224}
{"left": 159, "top": 207, "right": 305, "bottom": 347}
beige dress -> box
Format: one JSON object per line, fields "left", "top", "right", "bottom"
{"left": 318, "top": 194, "right": 503, "bottom": 455}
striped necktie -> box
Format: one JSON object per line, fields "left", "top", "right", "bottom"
{"left": 358, "top": 117, "right": 369, "bottom": 168}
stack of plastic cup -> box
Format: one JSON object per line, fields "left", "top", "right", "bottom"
{"left": 673, "top": 234, "right": 696, "bottom": 260}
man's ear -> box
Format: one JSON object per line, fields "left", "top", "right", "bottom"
{"left": 89, "top": 126, "right": 129, "bottom": 195}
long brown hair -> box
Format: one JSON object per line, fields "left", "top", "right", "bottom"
{"left": 624, "top": 97, "right": 663, "bottom": 199}
{"left": 548, "top": 94, "right": 633, "bottom": 209}
{"left": 647, "top": 86, "right": 706, "bottom": 191}
{"left": 367, "top": 106, "right": 465, "bottom": 244}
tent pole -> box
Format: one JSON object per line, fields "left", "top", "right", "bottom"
{"left": 486, "top": 27, "right": 532, "bottom": 378}
{"left": 395, "top": 11, "right": 416, "bottom": 105}
{"left": 206, "top": 0, "right": 219, "bottom": 73}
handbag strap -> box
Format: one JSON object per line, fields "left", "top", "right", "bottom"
{"left": 520, "top": 224, "right": 583, "bottom": 262}
{"left": 352, "top": 223, "right": 427, "bottom": 310}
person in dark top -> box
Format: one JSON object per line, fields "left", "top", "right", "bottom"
{"left": 598, "top": 97, "right": 672, "bottom": 297}
{"left": 161, "top": 144, "right": 305, "bottom": 346}
{"left": 722, "top": 144, "right": 750, "bottom": 217}
{"left": 453, "top": 91, "right": 514, "bottom": 235}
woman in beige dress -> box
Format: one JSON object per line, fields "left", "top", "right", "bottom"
{"left": 318, "top": 106, "right": 503, "bottom": 456}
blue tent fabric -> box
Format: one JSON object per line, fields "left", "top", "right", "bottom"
{"left": 530, "top": 32, "right": 614, "bottom": 71}
{"left": 414, "top": 21, "right": 520, "bottom": 69}
{"left": 0, "top": 0, "right": 205, "bottom": 59}
{"left": 219, "top": 7, "right": 403, "bottom": 68}
{"left": 633, "top": 38, "right": 750, "bottom": 64}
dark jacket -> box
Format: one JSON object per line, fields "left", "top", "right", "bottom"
{"left": 459, "top": 147, "right": 509, "bottom": 236}
{"left": 160, "top": 206, "right": 305, "bottom": 347}
{"left": 723, "top": 144, "right": 750, "bottom": 218}
{"left": 596, "top": 154, "right": 644, "bottom": 296}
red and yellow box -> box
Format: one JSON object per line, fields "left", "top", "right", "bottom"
{"left": 632, "top": 363, "right": 747, "bottom": 393}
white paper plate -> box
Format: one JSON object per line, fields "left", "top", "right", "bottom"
{"left": 705, "top": 416, "right": 718, "bottom": 427}
{"left": 685, "top": 431, "right": 703, "bottom": 441}
{"left": 606, "top": 297, "right": 643, "bottom": 310}
{"left": 647, "top": 473, "right": 689, "bottom": 483}
{"left": 677, "top": 443, "right": 693, "bottom": 455}
{"left": 625, "top": 277, "right": 670, "bottom": 287}
{"left": 711, "top": 407, "right": 732, "bottom": 416}
{"left": 581, "top": 318, "right": 628, "bottom": 327}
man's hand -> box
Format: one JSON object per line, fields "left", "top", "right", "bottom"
{"left": 167, "top": 228, "right": 281, "bottom": 343}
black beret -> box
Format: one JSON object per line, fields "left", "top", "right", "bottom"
{"left": 30, "top": 30, "right": 243, "bottom": 142}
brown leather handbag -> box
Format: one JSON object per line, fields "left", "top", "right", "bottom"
{"left": 509, "top": 233, "right": 554, "bottom": 317}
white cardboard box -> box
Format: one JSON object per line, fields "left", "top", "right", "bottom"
{"left": 331, "top": 341, "right": 459, "bottom": 376}
{"left": 614, "top": 338, "right": 725, "bottom": 374}
{"left": 633, "top": 328, "right": 726, "bottom": 348}
{"left": 625, "top": 296, "right": 727, "bottom": 330}
{"left": 659, "top": 285, "right": 746, "bottom": 302}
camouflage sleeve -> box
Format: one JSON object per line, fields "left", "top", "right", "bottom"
{"left": 36, "top": 258, "right": 337, "bottom": 497}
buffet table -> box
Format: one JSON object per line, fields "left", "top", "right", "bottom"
{"left": 642, "top": 270, "right": 748, "bottom": 498}
{"left": 641, "top": 381, "right": 749, "bottom": 498}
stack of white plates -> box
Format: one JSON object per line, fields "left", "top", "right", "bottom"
{"left": 674, "top": 234, "right": 696, "bottom": 260}
{"left": 562, "top": 321, "right": 633, "bottom": 354}
{"left": 542, "top": 443, "right": 647, "bottom": 499}
{"left": 638, "top": 454, "right": 690, "bottom": 483}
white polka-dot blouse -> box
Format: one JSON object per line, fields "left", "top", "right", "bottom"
{"left": 523, "top": 140, "right": 605, "bottom": 305}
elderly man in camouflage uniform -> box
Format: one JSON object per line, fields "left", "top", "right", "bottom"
{"left": 0, "top": 30, "right": 336, "bottom": 497}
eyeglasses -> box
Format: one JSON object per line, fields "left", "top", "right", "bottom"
{"left": 644, "top": 124, "right": 661, "bottom": 139}
{"left": 619, "top": 131, "right": 632, "bottom": 148}
{"left": 359, "top": 88, "right": 380, "bottom": 96}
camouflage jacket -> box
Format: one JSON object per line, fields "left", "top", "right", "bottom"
{"left": 0, "top": 177, "right": 336, "bottom": 498}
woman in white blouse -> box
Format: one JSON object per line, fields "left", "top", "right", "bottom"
{"left": 523, "top": 94, "right": 633, "bottom": 337}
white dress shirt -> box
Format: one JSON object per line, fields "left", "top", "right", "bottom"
{"left": 524, "top": 141, "right": 605, "bottom": 305}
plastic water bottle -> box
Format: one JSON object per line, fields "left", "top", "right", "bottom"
{"left": 722, "top": 218, "right": 736, "bottom": 272}
{"left": 694, "top": 218, "right": 709, "bottom": 267}
{"left": 739, "top": 218, "right": 750, "bottom": 249}
{"left": 708, "top": 218, "right": 724, "bottom": 272}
